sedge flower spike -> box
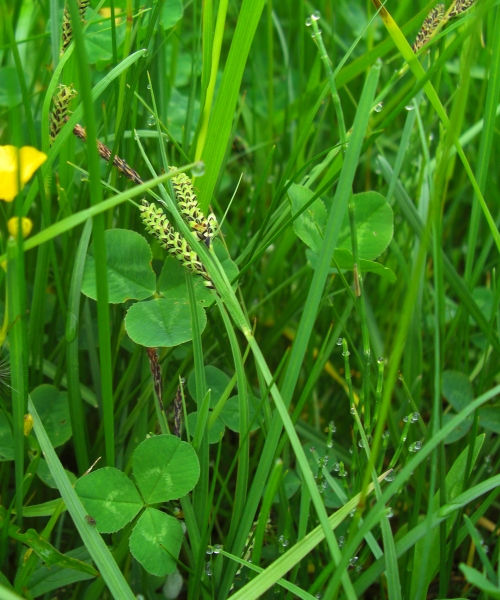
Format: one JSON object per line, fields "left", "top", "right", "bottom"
{"left": 0, "top": 145, "right": 47, "bottom": 202}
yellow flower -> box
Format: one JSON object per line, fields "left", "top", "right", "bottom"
{"left": 24, "top": 413, "right": 34, "bottom": 436}
{"left": 7, "top": 216, "right": 33, "bottom": 239}
{"left": 0, "top": 145, "right": 47, "bottom": 202}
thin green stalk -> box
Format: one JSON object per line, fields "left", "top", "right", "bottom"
{"left": 67, "top": 1, "right": 114, "bottom": 465}
{"left": 6, "top": 238, "right": 27, "bottom": 526}
{"left": 65, "top": 219, "right": 92, "bottom": 473}
{"left": 465, "top": 4, "right": 500, "bottom": 285}
{"left": 195, "top": 0, "right": 228, "bottom": 161}
{"left": 307, "top": 15, "right": 346, "bottom": 148}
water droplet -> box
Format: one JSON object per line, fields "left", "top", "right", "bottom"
{"left": 329, "top": 421, "right": 336, "bottom": 433}
{"left": 338, "top": 535, "right": 345, "bottom": 547}
{"left": 212, "top": 544, "right": 222, "bottom": 555}
{"left": 377, "top": 356, "right": 385, "bottom": 365}
{"left": 382, "top": 430, "right": 390, "bottom": 439}
{"left": 411, "top": 412, "right": 420, "bottom": 423}
{"left": 205, "top": 562, "right": 212, "bottom": 576}
{"left": 405, "top": 103, "right": 415, "bottom": 111}
{"left": 333, "top": 462, "right": 340, "bottom": 472}
{"left": 358, "top": 439, "right": 364, "bottom": 448}
{"left": 336, "top": 337, "right": 343, "bottom": 346}
{"left": 326, "top": 440, "right": 333, "bottom": 449}
{"left": 350, "top": 406, "right": 356, "bottom": 414}
{"left": 374, "top": 102, "right": 384, "bottom": 113}
{"left": 349, "top": 556, "right": 359, "bottom": 567}
{"left": 305, "top": 16, "right": 312, "bottom": 26}
{"left": 342, "top": 350, "right": 350, "bottom": 357}
{"left": 192, "top": 161, "right": 205, "bottom": 177}
{"left": 386, "top": 507, "right": 394, "bottom": 518}
{"left": 403, "top": 415, "right": 409, "bottom": 423}
{"left": 206, "top": 547, "right": 214, "bottom": 555}
{"left": 409, "top": 440, "right": 422, "bottom": 453}
{"left": 385, "top": 469, "right": 395, "bottom": 482}
{"left": 311, "top": 10, "right": 321, "bottom": 20}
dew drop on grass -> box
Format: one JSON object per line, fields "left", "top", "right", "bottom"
{"left": 192, "top": 161, "right": 205, "bottom": 177}
{"left": 338, "top": 535, "right": 345, "bottom": 547}
{"left": 409, "top": 440, "right": 422, "bottom": 453}
{"left": 212, "top": 544, "right": 222, "bottom": 555}
{"left": 374, "top": 102, "right": 384, "bottom": 113}
{"left": 411, "top": 412, "right": 420, "bottom": 423}
{"left": 336, "top": 337, "right": 343, "bottom": 346}
{"left": 385, "top": 469, "right": 395, "bottom": 482}
{"left": 205, "top": 562, "right": 212, "bottom": 576}
{"left": 305, "top": 16, "right": 312, "bottom": 26}
{"left": 342, "top": 349, "right": 350, "bottom": 357}
{"left": 405, "top": 104, "right": 415, "bottom": 111}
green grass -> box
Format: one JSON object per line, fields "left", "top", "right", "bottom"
{"left": 0, "top": 0, "right": 499, "bottom": 598}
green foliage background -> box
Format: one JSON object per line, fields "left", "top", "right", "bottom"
{"left": 0, "top": 0, "right": 499, "bottom": 598}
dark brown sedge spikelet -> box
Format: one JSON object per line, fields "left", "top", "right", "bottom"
{"left": 61, "top": 6, "right": 72, "bottom": 55}
{"left": 412, "top": 3, "right": 446, "bottom": 53}
{"left": 173, "top": 380, "right": 183, "bottom": 438}
{"left": 139, "top": 200, "right": 214, "bottom": 289}
{"left": 146, "top": 347, "right": 165, "bottom": 415}
{"left": 79, "top": 0, "right": 90, "bottom": 21}
{"left": 49, "top": 84, "right": 77, "bottom": 143}
{"left": 72, "top": 124, "right": 143, "bottom": 184}
{"left": 449, "top": 0, "right": 476, "bottom": 18}
{"left": 61, "top": 0, "right": 91, "bottom": 55}
{"left": 170, "top": 169, "right": 218, "bottom": 247}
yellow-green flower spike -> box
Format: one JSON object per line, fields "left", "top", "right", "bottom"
{"left": 139, "top": 200, "right": 214, "bottom": 289}
{"left": 79, "top": 0, "right": 90, "bottom": 21}
{"left": 449, "top": 0, "right": 475, "bottom": 19}
{"left": 61, "top": 0, "right": 91, "bottom": 55}
{"left": 49, "top": 84, "right": 77, "bottom": 143}
{"left": 412, "top": 4, "right": 445, "bottom": 53}
{"left": 170, "top": 169, "right": 218, "bottom": 247}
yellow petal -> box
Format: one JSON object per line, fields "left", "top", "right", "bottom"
{"left": 8, "top": 216, "right": 33, "bottom": 239}
{"left": 0, "top": 145, "right": 47, "bottom": 202}
{"left": 24, "top": 413, "right": 34, "bottom": 436}
{"left": 19, "top": 146, "right": 47, "bottom": 184}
